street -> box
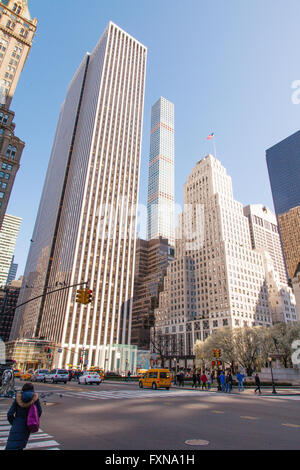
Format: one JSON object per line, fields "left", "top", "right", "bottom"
{"left": 1, "top": 379, "right": 300, "bottom": 450}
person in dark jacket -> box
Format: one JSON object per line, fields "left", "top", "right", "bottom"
{"left": 192, "top": 370, "right": 197, "bottom": 388}
{"left": 254, "top": 374, "right": 262, "bottom": 395}
{"left": 226, "top": 372, "right": 233, "bottom": 393}
{"left": 5, "top": 383, "right": 42, "bottom": 450}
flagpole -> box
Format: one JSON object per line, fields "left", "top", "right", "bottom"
{"left": 213, "top": 137, "right": 217, "bottom": 158}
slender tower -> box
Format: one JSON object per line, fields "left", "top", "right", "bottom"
{"left": 10, "top": 22, "right": 147, "bottom": 371}
{"left": 147, "top": 97, "right": 175, "bottom": 246}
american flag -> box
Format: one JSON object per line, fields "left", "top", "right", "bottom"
{"left": 207, "top": 132, "right": 215, "bottom": 140}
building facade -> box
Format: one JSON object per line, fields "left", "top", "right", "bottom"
{"left": 244, "top": 204, "right": 287, "bottom": 284}
{"left": 0, "top": 212, "right": 21, "bottom": 286}
{"left": 292, "top": 263, "right": 300, "bottom": 316}
{"left": 266, "top": 131, "right": 300, "bottom": 280}
{"left": 266, "top": 131, "right": 300, "bottom": 216}
{"left": 10, "top": 22, "right": 147, "bottom": 371}
{"left": 277, "top": 206, "right": 300, "bottom": 280}
{"left": 244, "top": 204, "right": 297, "bottom": 323}
{"left": 0, "top": 276, "right": 21, "bottom": 341}
{"left": 7, "top": 254, "right": 17, "bottom": 283}
{"left": 147, "top": 97, "right": 175, "bottom": 246}
{"left": 131, "top": 237, "right": 174, "bottom": 350}
{"left": 0, "top": 1, "right": 37, "bottom": 227}
{"left": 153, "top": 155, "right": 273, "bottom": 360}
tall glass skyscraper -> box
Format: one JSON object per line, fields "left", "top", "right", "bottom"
{"left": 147, "top": 97, "right": 175, "bottom": 246}
{"left": 266, "top": 130, "right": 300, "bottom": 215}
{"left": 266, "top": 130, "right": 300, "bottom": 279}
{"left": 10, "top": 22, "right": 147, "bottom": 370}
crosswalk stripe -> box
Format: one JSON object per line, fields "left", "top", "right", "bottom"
{"left": 0, "top": 416, "right": 60, "bottom": 450}
{"left": 0, "top": 439, "right": 59, "bottom": 450}
{"left": 60, "top": 389, "right": 211, "bottom": 401}
{"left": 0, "top": 433, "right": 53, "bottom": 444}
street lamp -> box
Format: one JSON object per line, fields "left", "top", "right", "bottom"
{"left": 268, "top": 356, "right": 277, "bottom": 395}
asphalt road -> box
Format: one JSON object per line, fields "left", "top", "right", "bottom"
{"left": 1, "top": 379, "right": 300, "bottom": 450}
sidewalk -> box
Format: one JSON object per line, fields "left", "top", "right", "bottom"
{"left": 99, "top": 379, "right": 300, "bottom": 396}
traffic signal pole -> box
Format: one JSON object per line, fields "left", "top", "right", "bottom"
{"left": 1, "top": 281, "right": 89, "bottom": 318}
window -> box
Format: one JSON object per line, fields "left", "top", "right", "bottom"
{"left": 0, "top": 171, "right": 4, "bottom": 178}
{"left": 0, "top": 192, "right": 4, "bottom": 199}
{"left": 4, "top": 173, "right": 10, "bottom": 180}
{"left": 6, "top": 145, "right": 16, "bottom": 159}
{"left": 12, "top": 3, "right": 21, "bottom": 15}
{"left": 1, "top": 182, "right": 7, "bottom": 189}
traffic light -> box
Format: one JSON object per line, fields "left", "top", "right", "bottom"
{"left": 213, "top": 348, "right": 221, "bottom": 358}
{"left": 76, "top": 289, "right": 86, "bottom": 304}
{"left": 76, "top": 288, "right": 93, "bottom": 305}
{"left": 212, "top": 360, "right": 216, "bottom": 366}
{"left": 217, "top": 361, "right": 222, "bottom": 367}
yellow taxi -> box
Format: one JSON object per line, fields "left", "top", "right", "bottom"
{"left": 20, "top": 369, "right": 34, "bottom": 381}
{"left": 139, "top": 368, "right": 172, "bottom": 390}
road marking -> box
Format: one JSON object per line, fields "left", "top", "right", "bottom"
{"left": 282, "top": 423, "right": 300, "bottom": 428}
{"left": 0, "top": 415, "right": 61, "bottom": 450}
{"left": 240, "top": 416, "right": 260, "bottom": 420}
{"left": 185, "top": 439, "right": 210, "bottom": 446}
{"left": 60, "top": 389, "right": 212, "bottom": 401}
{"left": 211, "top": 411, "right": 225, "bottom": 414}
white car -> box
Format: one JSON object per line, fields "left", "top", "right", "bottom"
{"left": 44, "top": 369, "right": 69, "bottom": 384}
{"left": 78, "top": 371, "right": 101, "bottom": 385}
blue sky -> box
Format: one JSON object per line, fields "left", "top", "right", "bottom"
{"left": 7, "top": 0, "right": 300, "bottom": 276}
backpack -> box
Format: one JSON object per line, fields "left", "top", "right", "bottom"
{"left": 27, "top": 403, "right": 40, "bottom": 433}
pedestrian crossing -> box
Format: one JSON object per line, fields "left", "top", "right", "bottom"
{"left": 0, "top": 411, "right": 60, "bottom": 450}
{"left": 61, "top": 388, "right": 212, "bottom": 401}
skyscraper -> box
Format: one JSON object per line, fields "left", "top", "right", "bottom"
{"left": 154, "top": 156, "right": 273, "bottom": 364}
{"left": 131, "top": 237, "right": 174, "bottom": 350}
{"left": 147, "top": 97, "right": 175, "bottom": 246}
{"left": 244, "top": 205, "right": 297, "bottom": 323}
{"left": 7, "top": 254, "right": 17, "bottom": 283}
{"left": 266, "top": 131, "right": 300, "bottom": 279}
{"left": 0, "top": 1, "right": 37, "bottom": 227}
{"left": 266, "top": 130, "right": 300, "bottom": 216}
{"left": 243, "top": 205, "right": 287, "bottom": 284}
{"left": 10, "top": 22, "right": 147, "bottom": 371}
{"left": 277, "top": 207, "right": 300, "bottom": 280}
{"left": 0, "top": 213, "right": 21, "bottom": 286}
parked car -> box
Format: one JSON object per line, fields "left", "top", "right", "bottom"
{"left": 78, "top": 371, "right": 101, "bottom": 385}
{"left": 31, "top": 369, "right": 49, "bottom": 382}
{"left": 44, "top": 369, "right": 69, "bottom": 384}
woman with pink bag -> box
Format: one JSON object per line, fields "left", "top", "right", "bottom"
{"left": 5, "top": 383, "right": 42, "bottom": 450}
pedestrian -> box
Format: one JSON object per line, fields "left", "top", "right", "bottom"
{"left": 211, "top": 370, "right": 215, "bottom": 385}
{"left": 226, "top": 372, "right": 233, "bottom": 393}
{"left": 236, "top": 371, "right": 245, "bottom": 392}
{"left": 5, "top": 383, "right": 42, "bottom": 450}
{"left": 219, "top": 371, "right": 226, "bottom": 392}
{"left": 200, "top": 372, "right": 208, "bottom": 390}
{"left": 176, "top": 371, "right": 180, "bottom": 386}
{"left": 126, "top": 370, "right": 131, "bottom": 382}
{"left": 254, "top": 374, "right": 262, "bottom": 395}
{"left": 179, "top": 371, "right": 184, "bottom": 387}
{"left": 207, "top": 372, "right": 212, "bottom": 391}
{"left": 196, "top": 371, "right": 201, "bottom": 388}
{"left": 192, "top": 370, "right": 197, "bottom": 388}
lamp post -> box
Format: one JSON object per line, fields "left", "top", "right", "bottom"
{"left": 268, "top": 356, "right": 277, "bottom": 394}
